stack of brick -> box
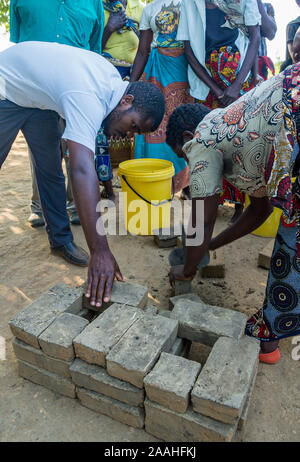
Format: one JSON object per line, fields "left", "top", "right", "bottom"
{"left": 142, "top": 299, "right": 260, "bottom": 442}
{"left": 10, "top": 284, "right": 88, "bottom": 398}
{"left": 10, "top": 282, "right": 260, "bottom": 441}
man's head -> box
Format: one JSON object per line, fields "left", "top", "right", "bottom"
{"left": 166, "top": 103, "right": 210, "bottom": 161}
{"left": 102, "top": 82, "right": 165, "bottom": 138}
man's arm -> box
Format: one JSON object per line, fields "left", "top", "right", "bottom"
{"left": 210, "top": 196, "right": 273, "bottom": 250}
{"left": 67, "top": 141, "right": 123, "bottom": 307}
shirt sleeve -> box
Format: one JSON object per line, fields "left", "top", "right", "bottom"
{"left": 243, "top": 0, "right": 261, "bottom": 26}
{"left": 9, "top": 0, "right": 20, "bottom": 43}
{"left": 139, "top": 5, "right": 151, "bottom": 31}
{"left": 61, "top": 92, "right": 105, "bottom": 153}
{"left": 184, "top": 140, "right": 223, "bottom": 199}
{"left": 89, "top": 2, "right": 105, "bottom": 54}
{"left": 176, "top": 0, "right": 190, "bottom": 41}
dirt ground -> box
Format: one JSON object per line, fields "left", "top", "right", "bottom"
{"left": 0, "top": 134, "right": 299, "bottom": 442}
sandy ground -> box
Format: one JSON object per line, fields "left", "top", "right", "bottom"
{"left": 0, "top": 134, "right": 299, "bottom": 442}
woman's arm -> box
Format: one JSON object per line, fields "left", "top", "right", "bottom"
{"left": 101, "top": 11, "right": 128, "bottom": 51}
{"left": 210, "top": 195, "right": 273, "bottom": 251}
{"left": 183, "top": 40, "right": 225, "bottom": 100}
{"left": 221, "top": 25, "right": 261, "bottom": 106}
{"left": 129, "top": 29, "right": 153, "bottom": 82}
{"left": 257, "top": 0, "right": 277, "bottom": 40}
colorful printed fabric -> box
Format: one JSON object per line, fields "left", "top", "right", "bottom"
{"left": 245, "top": 216, "right": 300, "bottom": 341}
{"left": 258, "top": 55, "right": 275, "bottom": 81}
{"left": 197, "top": 46, "right": 254, "bottom": 204}
{"left": 134, "top": 44, "right": 193, "bottom": 192}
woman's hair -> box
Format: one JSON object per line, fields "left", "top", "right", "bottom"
{"left": 126, "top": 81, "right": 165, "bottom": 132}
{"left": 166, "top": 103, "right": 210, "bottom": 148}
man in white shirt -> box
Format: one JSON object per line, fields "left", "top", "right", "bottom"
{"left": 0, "top": 41, "right": 165, "bottom": 307}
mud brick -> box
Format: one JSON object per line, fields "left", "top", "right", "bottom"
{"left": 18, "top": 360, "right": 76, "bottom": 398}
{"left": 70, "top": 358, "right": 144, "bottom": 407}
{"left": 153, "top": 229, "right": 179, "bottom": 248}
{"left": 82, "top": 280, "right": 148, "bottom": 312}
{"left": 38, "top": 313, "right": 88, "bottom": 362}
{"left": 9, "top": 284, "right": 83, "bottom": 348}
{"left": 238, "top": 362, "right": 258, "bottom": 431}
{"left": 258, "top": 239, "right": 275, "bottom": 270}
{"left": 77, "top": 387, "right": 144, "bottom": 429}
{"left": 169, "top": 293, "right": 205, "bottom": 310}
{"left": 201, "top": 249, "right": 225, "bottom": 278}
{"left": 191, "top": 336, "right": 259, "bottom": 424}
{"left": 170, "top": 299, "right": 247, "bottom": 346}
{"left": 144, "top": 352, "right": 201, "bottom": 413}
{"left": 73, "top": 303, "right": 143, "bottom": 367}
{"left": 145, "top": 399, "right": 237, "bottom": 442}
{"left": 106, "top": 314, "right": 178, "bottom": 388}
{"left": 13, "top": 338, "right": 72, "bottom": 378}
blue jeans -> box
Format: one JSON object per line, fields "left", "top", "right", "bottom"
{"left": 0, "top": 100, "right": 73, "bottom": 248}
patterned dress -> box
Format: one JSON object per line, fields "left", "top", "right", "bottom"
{"left": 184, "top": 65, "right": 300, "bottom": 342}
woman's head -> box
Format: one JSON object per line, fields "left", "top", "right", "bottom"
{"left": 166, "top": 103, "right": 210, "bottom": 159}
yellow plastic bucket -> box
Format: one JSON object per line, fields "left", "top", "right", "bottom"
{"left": 244, "top": 194, "right": 282, "bottom": 238}
{"left": 118, "top": 159, "right": 175, "bottom": 235}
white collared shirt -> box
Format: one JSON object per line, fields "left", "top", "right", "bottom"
{"left": 176, "top": 0, "right": 261, "bottom": 100}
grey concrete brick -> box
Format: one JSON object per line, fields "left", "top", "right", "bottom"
{"left": 158, "top": 310, "right": 171, "bottom": 318}
{"left": 70, "top": 358, "right": 144, "bottom": 407}
{"left": 74, "top": 303, "right": 143, "bottom": 367}
{"left": 200, "top": 249, "right": 225, "bottom": 278}
{"left": 258, "top": 239, "right": 274, "bottom": 270}
{"left": 153, "top": 231, "right": 179, "bottom": 248}
{"left": 145, "top": 399, "right": 237, "bottom": 442}
{"left": 238, "top": 362, "right": 258, "bottom": 431}
{"left": 169, "top": 293, "right": 205, "bottom": 310}
{"left": 9, "top": 284, "right": 83, "bottom": 348}
{"left": 106, "top": 314, "right": 178, "bottom": 388}
{"left": 170, "top": 299, "right": 247, "bottom": 346}
{"left": 174, "top": 279, "right": 192, "bottom": 296}
{"left": 77, "top": 387, "right": 145, "bottom": 429}
{"left": 191, "top": 336, "right": 260, "bottom": 424}
{"left": 38, "top": 313, "right": 88, "bottom": 361}
{"left": 169, "top": 337, "right": 191, "bottom": 357}
{"left": 13, "top": 338, "right": 72, "bottom": 378}
{"left": 143, "top": 305, "right": 158, "bottom": 316}
{"left": 82, "top": 280, "right": 148, "bottom": 312}
{"left": 144, "top": 352, "right": 201, "bottom": 413}
{"left": 18, "top": 360, "right": 76, "bottom": 398}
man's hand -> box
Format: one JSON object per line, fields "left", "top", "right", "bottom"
{"left": 168, "top": 264, "right": 195, "bottom": 288}
{"left": 85, "top": 249, "right": 123, "bottom": 307}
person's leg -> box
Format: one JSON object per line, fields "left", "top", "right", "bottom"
{"left": 27, "top": 148, "right": 45, "bottom": 227}
{"left": 21, "top": 109, "right": 88, "bottom": 265}
{"left": 0, "top": 100, "right": 27, "bottom": 168}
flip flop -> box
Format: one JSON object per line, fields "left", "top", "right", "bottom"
{"left": 259, "top": 348, "right": 280, "bottom": 364}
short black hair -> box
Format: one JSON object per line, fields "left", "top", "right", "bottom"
{"left": 126, "top": 82, "right": 165, "bottom": 131}
{"left": 166, "top": 103, "right": 210, "bottom": 148}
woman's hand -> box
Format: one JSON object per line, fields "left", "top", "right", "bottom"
{"left": 107, "top": 11, "right": 127, "bottom": 33}
{"left": 168, "top": 265, "right": 195, "bottom": 288}
{"left": 220, "top": 82, "right": 242, "bottom": 106}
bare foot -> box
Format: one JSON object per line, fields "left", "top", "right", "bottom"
{"left": 260, "top": 340, "right": 279, "bottom": 354}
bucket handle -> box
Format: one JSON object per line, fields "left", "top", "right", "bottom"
{"left": 121, "top": 175, "right": 174, "bottom": 206}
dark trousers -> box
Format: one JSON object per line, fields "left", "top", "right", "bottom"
{"left": 0, "top": 99, "right": 73, "bottom": 248}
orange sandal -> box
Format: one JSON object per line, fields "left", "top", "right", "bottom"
{"left": 259, "top": 348, "right": 280, "bottom": 364}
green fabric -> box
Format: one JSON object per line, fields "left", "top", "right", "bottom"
{"left": 10, "top": 0, "right": 104, "bottom": 54}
